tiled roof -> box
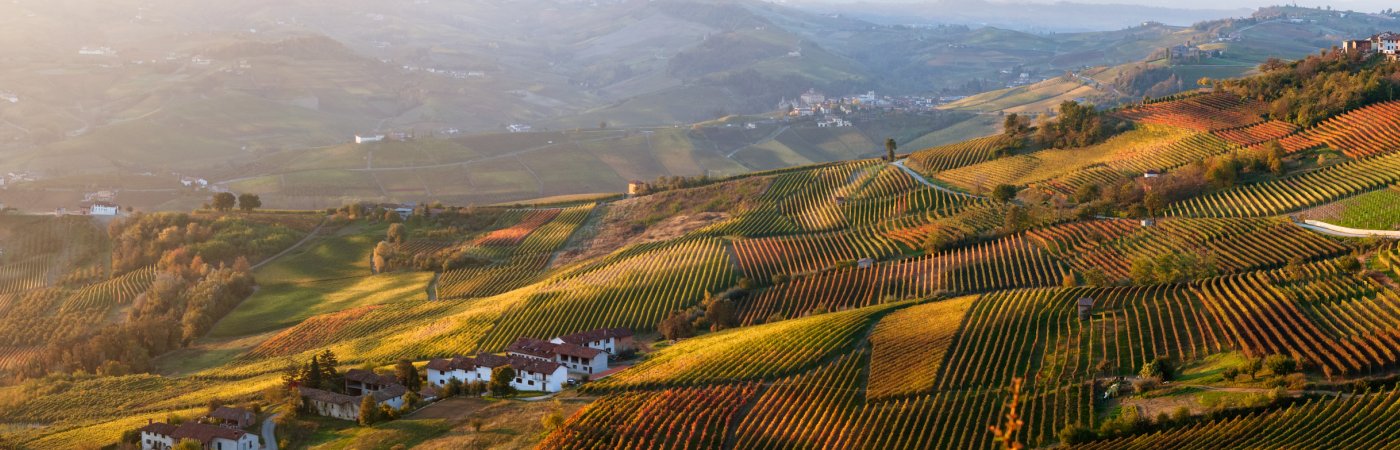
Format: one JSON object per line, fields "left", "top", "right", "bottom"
{"left": 300, "top": 387, "right": 360, "bottom": 406}
{"left": 209, "top": 406, "right": 253, "bottom": 423}
{"left": 555, "top": 327, "right": 633, "bottom": 345}
{"left": 510, "top": 355, "right": 561, "bottom": 375}
{"left": 426, "top": 356, "right": 477, "bottom": 372}
{"left": 372, "top": 383, "right": 407, "bottom": 402}
{"left": 140, "top": 422, "right": 178, "bottom": 437}
{"left": 506, "top": 338, "right": 558, "bottom": 359}
{"left": 474, "top": 352, "right": 510, "bottom": 368}
{"left": 552, "top": 342, "right": 603, "bottom": 359}
{"left": 171, "top": 422, "right": 245, "bottom": 444}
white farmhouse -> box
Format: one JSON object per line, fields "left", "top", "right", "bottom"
{"left": 508, "top": 337, "right": 608, "bottom": 376}
{"left": 138, "top": 421, "right": 260, "bottom": 450}
{"left": 424, "top": 352, "right": 568, "bottom": 392}
{"left": 89, "top": 202, "right": 119, "bottom": 216}
{"left": 551, "top": 327, "right": 635, "bottom": 355}
{"left": 355, "top": 134, "right": 386, "bottom": 144}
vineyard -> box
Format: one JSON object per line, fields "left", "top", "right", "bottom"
{"left": 905, "top": 135, "right": 1005, "bottom": 175}
{"left": 539, "top": 383, "right": 760, "bottom": 450}
{"left": 1296, "top": 185, "right": 1400, "bottom": 230}
{"left": 934, "top": 126, "right": 1203, "bottom": 191}
{"left": 474, "top": 209, "right": 562, "bottom": 246}
{"left": 1210, "top": 120, "right": 1299, "bottom": 148}
{"left": 1166, "top": 151, "right": 1400, "bottom": 217}
{"left": 1286, "top": 100, "right": 1400, "bottom": 159}
{"left": 1067, "top": 389, "right": 1400, "bottom": 450}
{"left": 737, "top": 233, "right": 1066, "bottom": 325}
{"left": 866, "top": 296, "right": 977, "bottom": 399}
{"left": 1116, "top": 92, "right": 1266, "bottom": 132}
{"left": 590, "top": 304, "right": 886, "bottom": 389}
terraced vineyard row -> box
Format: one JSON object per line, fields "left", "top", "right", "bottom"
{"left": 1166, "top": 152, "right": 1400, "bottom": 217}
{"left": 934, "top": 286, "right": 1232, "bottom": 391}
{"left": 733, "top": 227, "right": 905, "bottom": 281}
{"left": 437, "top": 255, "right": 550, "bottom": 299}
{"left": 474, "top": 209, "right": 562, "bottom": 246}
{"left": 1195, "top": 261, "right": 1400, "bottom": 375}
{"left": 1067, "top": 389, "right": 1400, "bottom": 450}
{"left": 738, "top": 234, "right": 1065, "bottom": 325}
{"left": 1289, "top": 100, "right": 1400, "bottom": 159}
{"left": 841, "top": 187, "right": 973, "bottom": 229}
{"left": 516, "top": 203, "right": 595, "bottom": 254}
{"left": 1117, "top": 92, "right": 1266, "bottom": 131}
{"left": 1296, "top": 186, "right": 1400, "bottom": 230}
{"left": 905, "top": 135, "right": 1004, "bottom": 175}
{"left": 478, "top": 238, "right": 738, "bottom": 351}
{"left": 0, "top": 255, "right": 53, "bottom": 295}
{"left": 244, "top": 305, "right": 382, "bottom": 358}
{"left": 59, "top": 266, "right": 157, "bottom": 313}
{"left": 1101, "top": 133, "right": 1231, "bottom": 173}
{"left": 1211, "top": 120, "right": 1298, "bottom": 147}
{"left": 731, "top": 350, "right": 1096, "bottom": 449}
{"left": 590, "top": 304, "right": 885, "bottom": 389}
{"left": 775, "top": 160, "right": 883, "bottom": 231}
{"left": 539, "top": 383, "right": 760, "bottom": 450}
{"left": 1027, "top": 218, "right": 1348, "bottom": 281}
{"left": 867, "top": 296, "right": 977, "bottom": 400}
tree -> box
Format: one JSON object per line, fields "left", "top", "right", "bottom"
{"left": 1058, "top": 424, "right": 1095, "bottom": 445}
{"left": 489, "top": 366, "right": 517, "bottom": 397}
{"left": 1264, "top": 354, "right": 1297, "bottom": 375}
{"left": 1143, "top": 191, "right": 1166, "bottom": 219}
{"left": 1262, "top": 141, "right": 1285, "bottom": 174}
{"left": 705, "top": 298, "right": 739, "bottom": 331}
{"left": 1003, "top": 205, "right": 1029, "bottom": 232}
{"left": 359, "top": 394, "right": 380, "bottom": 426}
{"left": 237, "top": 194, "right": 262, "bottom": 212}
{"left": 658, "top": 311, "right": 695, "bottom": 340}
{"left": 1073, "top": 184, "right": 1101, "bottom": 204}
{"left": 387, "top": 223, "right": 408, "bottom": 245}
{"left": 211, "top": 193, "right": 237, "bottom": 212}
{"left": 319, "top": 350, "right": 340, "bottom": 382}
{"left": 991, "top": 184, "right": 1018, "bottom": 202}
{"left": 395, "top": 359, "right": 421, "bottom": 392}
{"left": 542, "top": 411, "right": 565, "bottom": 431}
{"left": 305, "top": 355, "right": 323, "bottom": 390}
{"left": 884, "top": 138, "right": 898, "bottom": 162}
{"left": 1243, "top": 357, "right": 1264, "bottom": 380}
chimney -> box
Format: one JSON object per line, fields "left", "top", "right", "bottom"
{"left": 147, "top": 418, "right": 153, "bottom": 425}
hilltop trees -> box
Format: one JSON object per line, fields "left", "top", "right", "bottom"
{"left": 885, "top": 138, "right": 898, "bottom": 161}
{"left": 211, "top": 193, "right": 237, "bottom": 212}
{"left": 1220, "top": 49, "right": 1400, "bottom": 127}
{"left": 1035, "top": 101, "right": 1117, "bottom": 148}
{"left": 237, "top": 194, "right": 262, "bottom": 212}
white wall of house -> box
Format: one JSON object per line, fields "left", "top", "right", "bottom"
{"left": 210, "top": 434, "right": 260, "bottom": 450}
{"left": 557, "top": 353, "right": 608, "bottom": 375}
{"left": 510, "top": 366, "right": 566, "bottom": 392}
{"left": 381, "top": 395, "right": 405, "bottom": 410}
{"left": 427, "top": 368, "right": 481, "bottom": 387}
{"left": 91, "top": 205, "right": 118, "bottom": 216}
{"left": 140, "top": 432, "right": 173, "bottom": 450}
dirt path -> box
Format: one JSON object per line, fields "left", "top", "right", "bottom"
{"left": 251, "top": 218, "right": 327, "bottom": 271}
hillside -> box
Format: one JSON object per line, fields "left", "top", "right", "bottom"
{"left": 4, "top": 15, "right": 1400, "bottom": 450}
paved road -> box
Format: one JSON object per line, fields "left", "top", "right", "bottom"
{"left": 261, "top": 413, "right": 279, "bottom": 450}
{"left": 891, "top": 159, "right": 984, "bottom": 200}
{"left": 1295, "top": 221, "right": 1400, "bottom": 240}
{"left": 251, "top": 218, "right": 327, "bottom": 270}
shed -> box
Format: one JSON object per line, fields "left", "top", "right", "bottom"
{"left": 1076, "top": 297, "right": 1095, "bottom": 320}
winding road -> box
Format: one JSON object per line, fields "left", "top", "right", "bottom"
{"left": 891, "top": 159, "right": 984, "bottom": 199}
{"left": 261, "top": 413, "right": 279, "bottom": 450}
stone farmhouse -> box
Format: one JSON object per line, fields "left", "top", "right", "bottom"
{"left": 299, "top": 369, "right": 407, "bottom": 421}
{"left": 138, "top": 420, "right": 260, "bottom": 450}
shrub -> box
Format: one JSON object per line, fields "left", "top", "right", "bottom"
{"left": 1264, "top": 354, "right": 1297, "bottom": 375}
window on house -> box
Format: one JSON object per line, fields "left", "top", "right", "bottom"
{"left": 529, "top": 380, "right": 535, "bottom": 385}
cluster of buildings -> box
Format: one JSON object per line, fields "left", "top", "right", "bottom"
{"left": 353, "top": 131, "right": 413, "bottom": 144}
{"left": 300, "top": 369, "right": 411, "bottom": 421}
{"left": 425, "top": 327, "right": 634, "bottom": 394}
{"left": 777, "top": 88, "right": 966, "bottom": 117}
{"left": 398, "top": 64, "right": 487, "bottom": 80}
{"left": 1167, "top": 41, "right": 1224, "bottom": 62}
{"left": 137, "top": 406, "right": 260, "bottom": 450}
{"left": 1343, "top": 32, "right": 1400, "bottom": 61}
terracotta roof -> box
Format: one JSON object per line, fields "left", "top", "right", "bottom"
{"left": 372, "top": 383, "right": 407, "bottom": 402}
{"left": 510, "top": 355, "right": 561, "bottom": 375}
{"left": 140, "top": 422, "right": 178, "bottom": 436}
{"left": 474, "top": 352, "right": 510, "bottom": 368}
{"left": 506, "top": 338, "right": 559, "bottom": 359}
{"left": 552, "top": 342, "right": 603, "bottom": 359}
{"left": 344, "top": 368, "right": 396, "bottom": 385}
{"left": 171, "top": 422, "right": 245, "bottom": 444}
{"left": 555, "top": 327, "right": 633, "bottom": 346}
{"left": 209, "top": 406, "right": 253, "bottom": 423}
{"left": 300, "top": 387, "right": 360, "bottom": 406}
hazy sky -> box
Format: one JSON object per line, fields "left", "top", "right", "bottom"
{"left": 817, "top": 0, "right": 1396, "bottom": 12}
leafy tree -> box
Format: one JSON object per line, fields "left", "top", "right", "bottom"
{"left": 1143, "top": 191, "right": 1166, "bottom": 219}
{"left": 211, "top": 193, "right": 236, "bottom": 212}
{"left": 1243, "top": 357, "right": 1264, "bottom": 380}
{"left": 305, "top": 356, "right": 323, "bottom": 390}
{"left": 991, "top": 184, "right": 1018, "bottom": 202}
{"left": 387, "top": 223, "right": 408, "bottom": 245}
{"left": 1264, "top": 354, "right": 1297, "bottom": 375}
{"left": 658, "top": 310, "right": 695, "bottom": 340}
{"left": 884, "top": 138, "right": 898, "bottom": 161}
{"left": 542, "top": 411, "right": 565, "bottom": 431}
{"left": 395, "top": 359, "right": 421, "bottom": 392}
{"left": 705, "top": 298, "right": 739, "bottom": 331}
{"left": 359, "top": 394, "right": 380, "bottom": 426}
{"left": 489, "top": 366, "right": 517, "bottom": 397}
{"left": 1058, "top": 424, "right": 1095, "bottom": 445}
{"left": 1073, "top": 184, "right": 1101, "bottom": 204}
{"left": 237, "top": 193, "right": 262, "bottom": 212}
